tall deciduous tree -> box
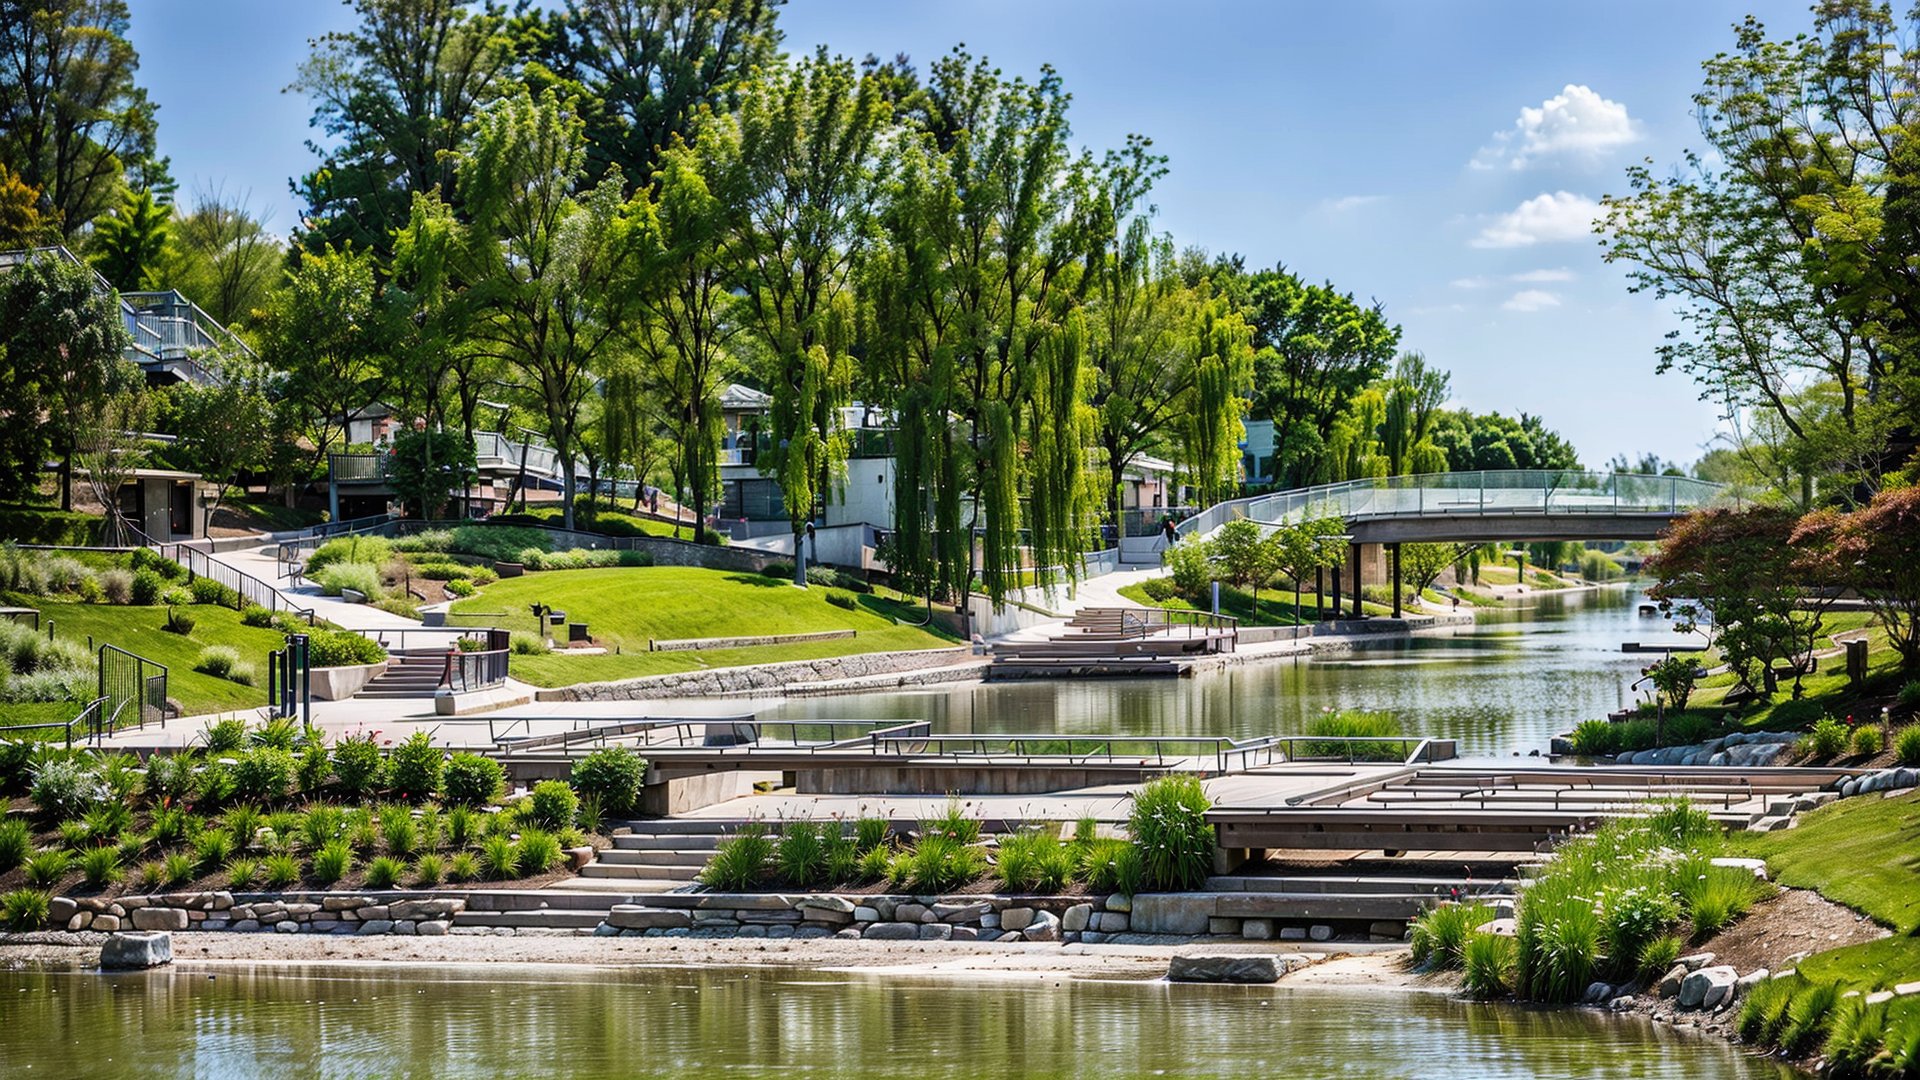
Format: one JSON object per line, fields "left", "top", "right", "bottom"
{"left": 257, "top": 246, "right": 387, "bottom": 504}
{"left": 542, "top": 0, "right": 784, "bottom": 188}
{"left": 0, "top": 250, "right": 133, "bottom": 508}
{"left": 1246, "top": 268, "right": 1401, "bottom": 488}
{"left": 450, "top": 89, "right": 650, "bottom": 531}
{"left": 629, "top": 137, "right": 736, "bottom": 544}
{"left": 159, "top": 370, "right": 272, "bottom": 533}
{"left": 291, "top": 0, "right": 514, "bottom": 256}
{"left": 1599, "top": 3, "right": 1920, "bottom": 494}
{"left": 164, "top": 187, "right": 282, "bottom": 328}
{"left": 706, "top": 48, "right": 885, "bottom": 581}
{"left": 0, "top": 0, "right": 162, "bottom": 236}
{"left": 0, "top": 163, "right": 57, "bottom": 246}
{"left": 1380, "top": 351, "right": 1450, "bottom": 476}
{"left": 863, "top": 49, "right": 1097, "bottom": 604}
{"left": 1794, "top": 487, "right": 1920, "bottom": 671}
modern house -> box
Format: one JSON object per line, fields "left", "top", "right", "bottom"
{"left": 0, "top": 247, "right": 254, "bottom": 386}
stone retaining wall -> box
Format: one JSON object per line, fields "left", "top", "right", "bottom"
{"left": 649, "top": 628, "right": 855, "bottom": 652}
{"left": 50, "top": 891, "right": 465, "bottom": 936}
{"left": 594, "top": 891, "right": 1407, "bottom": 945}
{"left": 539, "top": 647, "right": 972, "bottom": 701}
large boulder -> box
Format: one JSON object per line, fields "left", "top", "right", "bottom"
{"left": 129, "top": 907, "right": 188, "bottom": 932}
{"left": 863, "top": 922, "right": 918, "bottom": 941}
{"left": 607, "top": 906, "right": 691, "bottom": 931}
{"left": 1129, "top": 894, "right": 1213, "bottom": 936}
{"left": 100, "top": 932, "right": 173, "bottom": 970}
{"left": 1167, "top": 954, "right": 1282, "bottom": 984}
{"left": 1022, "top": 911, "right": 1061, "bottom": 942}
{"left": 1679, "top": 966, "right": 1738, "bottom": 1010}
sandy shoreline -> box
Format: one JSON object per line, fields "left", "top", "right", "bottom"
{"left": 1, "top": 930, "right": 1413, "bottom": 986}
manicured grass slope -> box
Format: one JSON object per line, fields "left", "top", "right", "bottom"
{"left": 23, "top": 600, "right": 286, "bottom": 716}
{"left": 449, "top": 567, "right": 954, "bottom": 687}
{"left": 1733, "top": 788, "right": 1920, "bottom": 932}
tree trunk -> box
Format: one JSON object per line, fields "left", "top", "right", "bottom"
{"left": 793, "top": 528, "right": 807, "bottom": 586}
{"left": 60, "top": 446, "right": 72, "bottom": 511}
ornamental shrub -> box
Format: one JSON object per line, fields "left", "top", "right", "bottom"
{"left": 189, "top": 577, "right": 238, "bottom": 606}
{"left": 527, "top": 780, "right": 578, "bottom": 831}
{"left": 331, "top": 734, "right": 385, "bottom": 797}
{"left": 443, "top": 578, "right": 475, "bottom": 598}
{"left": 307, "top": 536, "right": 394, "bottom": 573}
{"left": 1162, "top": 536, "right": 1211, "bottom": 597}
{"left": 314, "top": 562, "right": 383, "bottom": 600}
{"left": 570, "top": 747, "right": 645, "bottom": 818}
{"left": 1805, "top": 715, "right": 1850, "bottom": 759}
{"left": 204, "top": 718, "right": 247, "bottom": 752}
{"left": 442, "top": 753, "right": 504, "bottom": 806}
{"left": 1127, "top": 775, "right": 1215, "bottom": 891}
{"left": 386, "top": 732, "right": 442, "bottom": 801}
{"left": 305, "top": 629, "right": 385, "bottom": 668}
{"left": 1896, "top": 725, "right": 1920, "bottom": 767}
{"left": 232, "top": 748, "right": 296, "bottom": 804}
{"left": 1851, "top": 725, "right": 1882, "bottom": 757}
{"left": 99, "top": 569, "right": 133, "bottom": 604}
{"left": 28, "top": 757, "right": 101, "bottom": 821}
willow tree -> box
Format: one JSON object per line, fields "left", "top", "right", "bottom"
{"left": 629, "top": 139, "right": 739, "bottom": 545}
{"left": 1178, "top": 297, "right": 1253, "bottom": 508}
{"left": 707, "top": 49, "right": 887, "bottom": 582}
{"left": 862, "top": 50, "right": 1097, "bottom": 605}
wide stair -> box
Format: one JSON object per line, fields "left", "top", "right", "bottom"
{"left": 564, "top": 818, "right": 738, "bottom": 888}
{"left": 352, "top": 649, "right": 448, "bottom": 700}
{"left": 989, "top": 606, "right": 1227, "bottom": 678}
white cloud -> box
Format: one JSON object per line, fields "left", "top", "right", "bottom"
{"left": 1473, "top": 84, "right": 1641, "bottom": 170}
{"left": 1502, "top": 289, "right": 1563, "bottom": 312}
{"left": 1511, "top": 267, "right": 1575, "bottom": 283}
{"left": 1471, "top": 191, "right": 1601, "bottom": 248}
{"left": 1450, "top": 276, "right": 1491, "bottom": 290}
{"left": 1320, "top": 194, "right": 1386, "bottom": 214}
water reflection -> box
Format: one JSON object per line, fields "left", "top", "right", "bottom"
{"left": 768, "top": 587, "right": 1670, "bottom": 755}
{"left": 0, "top": 964, "right": 1791, "bottom": 1079}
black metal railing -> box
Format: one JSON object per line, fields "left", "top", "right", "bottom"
{"left": 98, "top": 644, "right": 167, "bottom": 732}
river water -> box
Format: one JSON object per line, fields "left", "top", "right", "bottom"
{"left": 0, "top": 964, "right": 1791, "bottom": 1078}
{"left": 766, "top": 587, "right": 1674, "bottom": 756}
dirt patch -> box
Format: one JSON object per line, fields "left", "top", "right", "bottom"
{"left": 1696, "top": 886, "right": 1889, "bottom": 973}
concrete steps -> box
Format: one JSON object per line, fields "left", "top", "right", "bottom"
{"left": 574, "top": 819, "right": 739, "bottom": 885}
{"left": 353, "top": 653, "right": 446, "bottom": 701}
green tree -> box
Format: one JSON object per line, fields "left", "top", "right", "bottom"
{"left": 162, "top": 187, "right": 282, "bottom": 328}
{"left": 87, "top": 186, "right": 169, "bottom": 289}
{"left": 0, "top": 0, "right": 163, "bottom": 236}
{"left": 1598, "top": 3, "right": 1918, "bottom": 493}
{"left": 1210, "top": 518, "right": 1282, "bottom": 619}
{"left": 257, "top": 246, "right": 387, "bottom": 504}
{"left": 291, "top": 0, "right": 515, "bottom": 256}
{"left": 628, "top": 138, "right": 738, "bottom": 544}
{"left": 442, "top": 89, "right": 651, "bottom": 531}
{"left": 385, "top": 426, "right": 478, "bottom": 518}
{"left": 541, "top": 0, "right": 785, "bottom": 189}
{"left": 158, "top": 372, "right": 272, "bottom": 533}
{"left": 705, "top": 49, "right": 886, "bottom": 581}
{"left": 1379, "top": 351, "right": 1450, "bottom": 476}
{"left": 74, "top": 384, "right": 151, "bottom": 544}
{"left": 1269, "top": 514, "right": 1345, "bottom": 623}
{"left": 1399, "top": 541, "right": 1463, "bottom": 600}
{"left": 1245, "top": 267, "right": 1401, "bottom": 488}
{"left": 862, "top": 49, "right": 1100, "bottom": 605}
{"left": 0, "top": 249, "right": 134, "bottom": 508}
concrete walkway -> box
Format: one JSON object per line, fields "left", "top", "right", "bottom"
{"left": 216, "top": 543, "right": 428, "bottom": 632}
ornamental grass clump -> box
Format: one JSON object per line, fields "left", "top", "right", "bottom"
{"left": 889, "top": 833, "right": 985, "bottom": 893}
{"left": 1460, "top": 933, "right": 1517, "bottom": 998}
{"left": 480, "top": 835, "right": 519, "bottom": 880}
{"left": 2, "top": 888, "right": 49, "bottom": 931}
{"left": 73, "top": 859, "right": 118, "bottom": 904}
{"left": 225, "top": 858, "right": 259, "bottom": 889}
{"left": 1127, "top": 775, "right": 1214, "bottom": 891}
{"left": 0, "top": 817, "right": 30, "bottom": 873}
{"left": 1301, "top": 710, "right": 1405, "bottom": 761}
{"left": 1408, "top": 902, "right": 1493, "bottom": 970}
{"left": 700, "top": 824, "right": 773, "bottom": 890}
{"left": 1637, "top": 934, "right": 1683, "bottom": 980}
{"left": 1895, "top": 725, "right": 1920, "bottom": 767}
{"left": 774, "top": 820, "right": 829, "bottom": 887}
{"left": 413, "top": 853, "right": 444, "bottom": 886}
{"left": 447, "top": 851, "right": 479, "bottom": 883}
{"left": 365, "top": 855, "right": 405, "bottom": 888}
{"left": 192, "top": 828, "right": 234, "bottom": 875}
{"left": 22, "top": 849, "right": 71, "bottom": 888}
{"left": 515, "top": 830, "right": 562, "bottom": 876}
{"left": 310, "top": 839, "right": 353, "bottom": 885}
{"left": 262, "top": 853, "right": 299, "bottom": 889}
{"left": 1079, "top": 837, "right": 1143, "bottom": 895}
{"left": 996, "top": 829, "right": 1076, "bottom": 893}
{"left": 380, "top": 807, "right": 418, "bottom": 858}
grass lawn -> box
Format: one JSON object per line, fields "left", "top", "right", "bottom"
{"left": 513, "top": 505, "right": 693, "bottom": 540}
{"left": 1683, "top": 611, "right": 1912, "bottom": 732}
{"left": 1732, "top": 789, "right": 1920, "bottom": 933}
{"left": 447, "top": 566, "right": 956, "bottom": 687}
{"left": 26, "top": 599, "right": 287, "bottom": 716}
{"left": 1115, "top": 581, "right": 1397, "bottom": 627}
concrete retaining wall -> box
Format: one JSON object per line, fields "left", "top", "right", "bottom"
{"left": 537, "top": 647, "right": 972, "bottom": 701}
{"left": 307, "top": 661, "right": 387, "bottom": 702}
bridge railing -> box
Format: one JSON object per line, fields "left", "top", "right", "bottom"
{"left": 1180, "top": 471, "right": 1732, "bottom": 537}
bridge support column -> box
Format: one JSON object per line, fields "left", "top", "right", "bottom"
{"left": 1391, "top": 542, "right": 1402, "bottom": 619}
{"left": 1328, "top": 564, "right": 1341, "bottom": 621}
{"left": 1350, "top": 542, "right": 1363, "bottom": 619}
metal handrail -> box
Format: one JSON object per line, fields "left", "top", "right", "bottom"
{"left": 1177, "top": 470, "right": 1734, "bottom": 539}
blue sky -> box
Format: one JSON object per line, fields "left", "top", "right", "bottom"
{"left": 123, "top": 0, "right": 1813, "bottom": 468}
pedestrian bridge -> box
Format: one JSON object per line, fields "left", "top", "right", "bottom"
{"left": 1177, "top": 470, "right": 1730, "bottom": 545}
